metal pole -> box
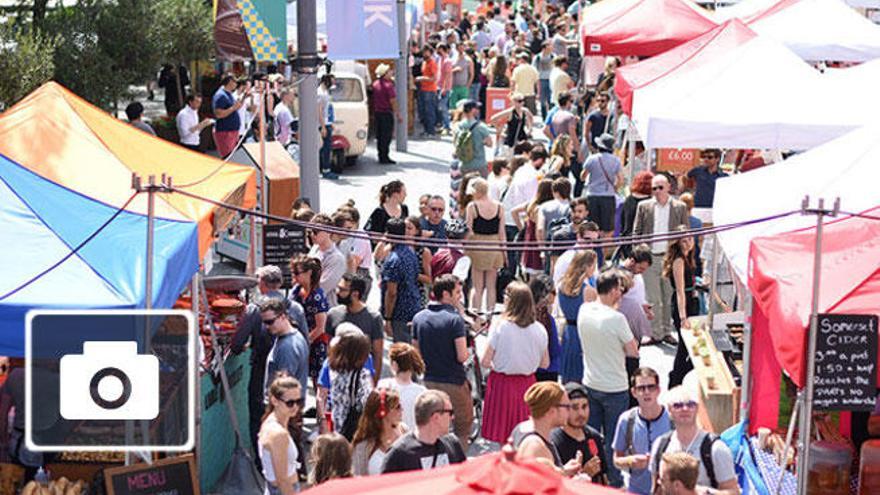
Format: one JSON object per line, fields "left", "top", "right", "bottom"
{"left": 396, "top": 0, "right": 409, "bottom": 152}
{"left": 796, "top": 196, "right": 838, "bottom": 495}
{"left": 145, "top": 175, "right": 156, "bottom": 314}
{"left": 739, "top": 292, "right": 753, "bottom": 422}
{"left": 297, "top": 0, "right": 321, "bottom": 210}
{"left": 258, "top": 82, "right": 268, "bottom": 267}
{"left": 707, "top": 234, "right": 720, "bottom": 330}
{"left": 776, "top": 396, "right": 802, "bottom": 495}
{"left": 192, "top": 274, "right": 202, "bottom": 468}
{"left": 626, "top": 121, "right": 636, "bottom": 185}
{"left": 434, "top": 0, "right": 442, "bottom": 24}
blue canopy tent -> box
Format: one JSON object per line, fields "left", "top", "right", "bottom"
{"left": 0, "top": 154, "right": 200, "bottom": 356}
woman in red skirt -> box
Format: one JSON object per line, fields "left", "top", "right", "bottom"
{"left": 480, "top": 281, "right": 550, "bottom": 443}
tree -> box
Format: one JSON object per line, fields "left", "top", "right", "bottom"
{"left": 44, "top": 0, "right": 161, "bottom": 110}
{"left": 0, "top": 23, "right": 57, "bottom": 110}
{"left": 153, "top": 0, "right": 215, "bottom": 105}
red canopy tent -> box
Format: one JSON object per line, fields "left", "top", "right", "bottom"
{"left": 614, "top": 19, "right": 757, "bottom": 116}
{"left": 746, "top": 206, "right": 880, "bottom": 431}
{"left": 580, "top": 0, "right": 718, "bottom": 57}
{"left": 302, "top": 451, "right": 620, "bottom": 494}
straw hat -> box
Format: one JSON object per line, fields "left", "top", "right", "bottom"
{"left": 375, "top": 63, "right": 391, "bottom": 78}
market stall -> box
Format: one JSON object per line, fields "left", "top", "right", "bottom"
{"left": 613, "top": 19, "right": 868, "bottom": 150}
{"left": 718, "top": 0, "right": 880, "bottom": 61}
{"left": 0, "top": 82, "right": 258, "bottom": 258}
{"left": 579, "top": 0, "right": 718, "bottom": 57}
{"left": 0, "top": 153, "right": 200, "bottom": 356}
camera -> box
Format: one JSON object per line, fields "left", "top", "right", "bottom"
{"left": 59, "top": 341, "right": 159, "bottom": 420}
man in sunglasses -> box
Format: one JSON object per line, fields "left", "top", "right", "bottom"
{"left": 686, "top": 149, "right": 727, "bottom": 209}
{"left": 381, "top": 390, "right": 466, "bottom": 473}
{"left": 649, "top": 387, "right": 739, "bottom": 495}
{"left": 633, "top": 174, "right": 688, "bottom": 347}
{"left": 261, "top": 299, "right": 309, "bottom": 405}
{"left": 419, "top": 196, "right": 448, "bottom": 253}
{"left": 612, "top": 367, "right": 672, "bottom": 495}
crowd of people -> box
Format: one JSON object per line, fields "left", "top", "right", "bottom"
{"left": 113, "top": 1, "right": 748, "bottom": 494}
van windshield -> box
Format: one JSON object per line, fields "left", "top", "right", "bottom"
{"left": 331, "top": 79, "right": 363, "bottom": 102}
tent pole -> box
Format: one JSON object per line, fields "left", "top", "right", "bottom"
{"left": 739, "top": 292, "right": 752, "bottom": 422}
{"left": 259, "top": 81, "right": 268, "bottom": 267}
{"left": 796, "top": 195, "right": 839, "bottom": 495}
{"left": 192, "top": 273, "right": 202, "bottom": 471}
{"left": 145, "top": 174, "right": 156, "bottom": 314}
{"left": 626, "top": 121, "right": 636, "bottom": 185}
{"left": 776, "top": 395, "right": 801, "bottom": 495}
{"left": 707, "top": 234, "right": 720, "bottom": 329}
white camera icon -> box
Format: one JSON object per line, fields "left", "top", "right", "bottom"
{"left": 59, "top": 341, "right": 159, "bottom": 420}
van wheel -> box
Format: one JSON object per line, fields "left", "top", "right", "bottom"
{"left": 345, "top": 155, "right": 358, "bottom": 167}
{"left": 331, "top": 149, "right": 345, "bottom": 174}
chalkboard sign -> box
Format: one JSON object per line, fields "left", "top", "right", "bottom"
{"left": 813, "top": 314, "right": 878, "bottom": 411}
{"left": 105, "top": 455, "right": 199, "bottom": 495}
{"left": 262, "top": 223, "right": 307, "bottom": 288}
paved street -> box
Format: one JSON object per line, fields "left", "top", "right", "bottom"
{"left": 135, "top": 86, "right": 673, "bottom": 455}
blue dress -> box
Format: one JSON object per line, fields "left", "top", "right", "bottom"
{"left": 558, "top": 286, "right": 585, "bottom": 384}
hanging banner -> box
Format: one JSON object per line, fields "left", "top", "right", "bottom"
{"left": 328, "top": 0, "right": 400, "bottom": 60}
{"left": 214, "top": 0, "right": 252, "bottom": 61}
{"left": 238, "top": 0, "right": 287, "bottom": 62}
{"left": 214, "top": 0, "right": 287, "bottom": 62}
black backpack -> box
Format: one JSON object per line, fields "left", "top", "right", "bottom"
{"left": 651, "top": 431, "right": 721, "bottom": 489}
{"left": 548, "top": 216, "right": 575, "bottom": 257}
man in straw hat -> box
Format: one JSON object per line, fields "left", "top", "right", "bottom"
{"left": 372, "top": 63, "right": 401, "bottom": 164}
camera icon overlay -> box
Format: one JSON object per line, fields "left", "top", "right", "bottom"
{"left": 26, "top": 310, "right": 194, "bottom": 452}
{"left": 59, "top": 341, "right": 160, "bottom": 420}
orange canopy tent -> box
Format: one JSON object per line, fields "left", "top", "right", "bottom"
{"left": 0, "top": 82, "right": 257, "bottom": 257}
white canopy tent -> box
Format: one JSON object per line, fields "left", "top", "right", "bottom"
{"left": 823, "top": 57, "right": 880, "bottom": 91}
{"left": 718, "top": 0, "right": 880, "bottom": 17}
{"left": 713, "top": 122, "right": 880, "bottom": 282}
{"left": 627, "top": 22, "right": 859, "bottom": 150}
{"left": 716, "top": 0, "right": 880, "bottom": 61}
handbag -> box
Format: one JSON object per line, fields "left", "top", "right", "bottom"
{"left": 338, "top": 371, "right": 363, "bottom": 441}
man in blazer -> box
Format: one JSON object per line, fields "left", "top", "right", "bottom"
{"left": 632, "top": 174, "right": 688, "bottom": 345}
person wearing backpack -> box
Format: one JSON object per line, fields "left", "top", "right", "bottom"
{"left": 611, "top": 367, "right": 672, "bottom": 495}
{"left": 453, "top": 100, "right": 493, "bottom": 177}
{"left": 649, "top": 387, "right": 740, "bottom": 495}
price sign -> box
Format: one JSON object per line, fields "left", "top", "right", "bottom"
{"left": 813, "top": 314, "right": 878, "bottom": 411}
{"left": 262, "top": 223, "right": 308, "bottom": 288}
{"left": 656, "top": 148, "right": 700, "bottom": 174}
{"left": 105, "top": 455, "right": 199, "bottom": 495}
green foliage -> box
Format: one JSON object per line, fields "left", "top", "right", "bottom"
{"left": 153, "top": 0, "right": 215, "bottom": 65}
{"left": 44, "top": 0, "right": 161, "bottom": 109}
{"left": 0, "top": 23, "right": 57, "bottom": 109}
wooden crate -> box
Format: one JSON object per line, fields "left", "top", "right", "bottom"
{"left": 681, "top": 316, "right": 739, "bottom": 433}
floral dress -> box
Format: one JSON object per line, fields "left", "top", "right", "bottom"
{"left": 292, "top": 285, "right": 330, "bottom": 383}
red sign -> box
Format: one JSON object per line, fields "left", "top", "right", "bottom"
{"left": 656, "top": 148, "right": 700, "bottom": 174}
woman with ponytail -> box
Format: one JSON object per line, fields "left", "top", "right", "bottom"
{"left": 258, "top": 375, "right": 303, "bottom": 495}
{"left": 365, "top": 180, "right": 408, "bottom": 245}
{"left": 350, "top": 388, "right": 406, "bottom": 475}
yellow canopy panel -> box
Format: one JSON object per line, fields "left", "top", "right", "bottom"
{"left": 0, "top": 82, "right": 257, "bottom": 257}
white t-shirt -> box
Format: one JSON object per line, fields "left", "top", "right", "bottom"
{"left": 502, "top": 164, "right": 539, "bottom": 227}
{"left": 577, "top": 301, "right": 634, "bottom": 392}
{"left": 488, "top": 173, "right": 509, "bottom": 203}
{"left": 273, "top": 103, "right": 293, "bottom": 145}
{"left": 377, "top": 377, "right": 426, "bottom": 431}
{"left": 487, "top": 319, "right": 548, "bottom": 375}
{"left": 367, "top": 448, "right": 387, "bottom": 475}
{"left": 553, "top": 248, "right": 577, "bottom": 287}
{"left": 176, "top": 105, "right": 200, "bottom": 145}
{"left": 649, "top": 431, "right": 737, "bottom": 488}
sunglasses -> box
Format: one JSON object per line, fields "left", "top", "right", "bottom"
{"left": 282, "top": 398, "right": 305, "bottom": 408}
{"left": 671, "top": 400, "right": 698, "bottom": 411}
{"left": 431, "top": 207, "right": 445, "bottom": 212}
{"left": 652, "top": 186, "right": 665, "bottom": 191}
{"left": 634, "top": 384, "right": 658, "bottom": 393}
{"left": 436, "top": 409, "right": 455, "bottom": 417}
{"left": 293, "top": 269, "right": 308, "bottom": 275}
{"left": 262, "top": 317, "right": 278, "bottom": 326}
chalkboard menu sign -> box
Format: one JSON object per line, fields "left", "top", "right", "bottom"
{"left": 263, "top": 223, "right": 307, "bottom": 288}
{"left": 813, "top": 314, "right": 878, "bottom": 411}
{"left": 105, "top": 455, "right": 199, "bottom": 495}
